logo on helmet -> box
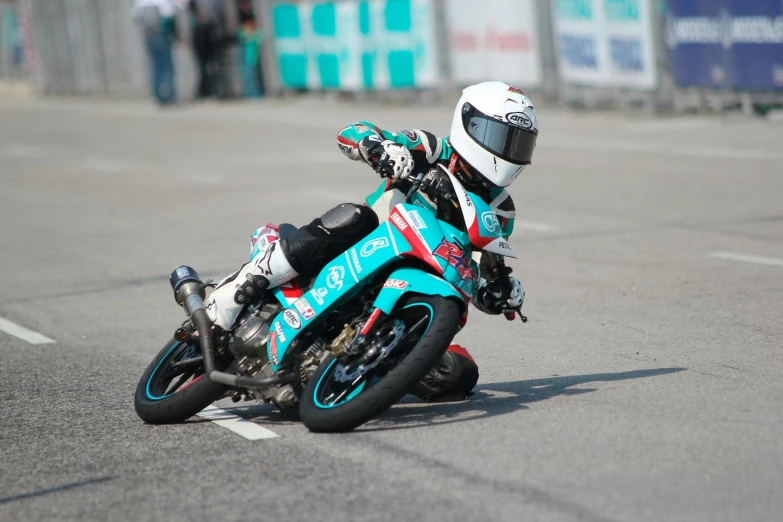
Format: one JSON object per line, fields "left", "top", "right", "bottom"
{"left": 507, "top": 112, "right": 532, "bottom": 129}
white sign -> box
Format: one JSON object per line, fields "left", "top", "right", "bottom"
{"left": 445, "top": 0, "right": 543, "bottom": 88}
{"left": 552, "top": 0, "right": 658, "bottom": 90}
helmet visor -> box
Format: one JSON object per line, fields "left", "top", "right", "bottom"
{"left": 461, "top": 104, "right": 537, "bottom": 165}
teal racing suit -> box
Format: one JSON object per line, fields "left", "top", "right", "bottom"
{"left": 336, "top": 121, "right": 517, "bottom": 241}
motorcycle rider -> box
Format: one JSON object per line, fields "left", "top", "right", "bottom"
{"left": 205, "top": 81, "right": 538, "bottom": 401}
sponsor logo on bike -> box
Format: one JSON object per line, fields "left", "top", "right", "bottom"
{"left": 294, "top": 297, "right": 315, "bottom": 321}
{"left": 309, "top": 287, "right": 327, "bottom": 306}
{"left": 349, "top": 248, "right": 362, "bottom": 274}
{"left": 460, "top": 185, "right": 472, "bottom": 206}
{"left": 390, "top": 210, "right": 408, "bottom": 231}
{"left": 434, "top": 240, "right": 475, "bottom": 281}
{"left": 383, "top": 279, "right": 408, "bottom": 290}
{"left": 408, "top": 210, "right": 427, "bottom": 230}
{"left": 270, "top": 329, "right": 280, "bottom": 365}
{"left": 282, "top": 309, "right": 301, "bottom": 330}
{"left": 360, "top": 237, "right": 390, "bottom": 257}
{"left": 326, "top": 265, "right": 345, "bottom": 291}
{"left": 482, "top": 211, "right": 499, "bottom": 232}
{"left": 274, "top": 321, "right": 286, "bottom": 343}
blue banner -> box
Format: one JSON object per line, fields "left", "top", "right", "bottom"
{"left": 665, "top": 0, "right": 783, "bottom": 90}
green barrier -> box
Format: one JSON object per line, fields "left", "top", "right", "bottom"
{"left": 272, "top": 0, "right": 439, "bottom": 90}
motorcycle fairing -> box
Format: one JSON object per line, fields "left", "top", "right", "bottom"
{"left": 266, "top": 202, "right": 474, "bottom": 371}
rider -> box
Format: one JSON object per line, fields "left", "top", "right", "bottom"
{"left": 205, "top": 81, "right": 539, "bottom": 401}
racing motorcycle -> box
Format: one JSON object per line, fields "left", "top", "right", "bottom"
{"left": 134, "top": 166, "right": 526, "bottom": 432}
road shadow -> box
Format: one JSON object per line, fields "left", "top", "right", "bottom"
{"left": 218, "top": 367, "right": 685, "bottom": 432}
{"left": 0, "top": 476, "right": 114, "bottom": 505}
{"left": 357, "top": 367, "right": 686, "bottom": 432}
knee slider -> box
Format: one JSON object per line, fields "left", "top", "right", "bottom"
{"left": 320, "top": 203, "right": 368, "bottom": 235}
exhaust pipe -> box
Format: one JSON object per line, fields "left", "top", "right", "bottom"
{"left": 169, "top": 266, "right": 294, "bottom": 389}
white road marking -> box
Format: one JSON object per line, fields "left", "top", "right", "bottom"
{"left": 708, "top": 251, "right": 783, "bottom": 268}
{"left": 514, "top": 221, "right": 560, "bottom": 233}
{"left": 196, "top": 405, "right": 279, "bottom": 440}
{"left": 0, "top": 316, "right": 56, "bottom": 345}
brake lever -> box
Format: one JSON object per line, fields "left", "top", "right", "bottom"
{"left": 404, "top": 172, "right": 425, "bottom": 201}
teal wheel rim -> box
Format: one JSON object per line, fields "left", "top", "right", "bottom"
{"left": 145, "top": 342, "right": 203, "bottom": 400}
{"left": 312, "top": 302, "right": 434, "bottom": 409}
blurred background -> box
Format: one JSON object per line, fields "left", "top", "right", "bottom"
{"left": 3, "top": 2, "right": 783, "bottom": 521}
{"left": 1, "top": 0, "right": 782, "bottom": 114}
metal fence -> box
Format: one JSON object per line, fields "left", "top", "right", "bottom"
{"left": 10, "top": 0, "right": 783, "bottom": 112}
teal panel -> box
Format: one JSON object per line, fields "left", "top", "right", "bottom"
{"left": 372, "top": 268, "right": 466, "bottom": 315}
{"left": 362, "top": 52, "right": 375, "bottom": 88}
{"left": 388, "top": 50, "right": 415, "bottom": 88}
{"left": 358, "top": 1, "right": 371, "bottom": 35}
{"left": 311, "top": 3, "right": 336, "bottom": 36}
{"left": 279, "top": 54, "right": 308, "bottom": 88}
{"left": 273, "top": 4, "right": 301, "bottom": 38}
{"left": 384, "top": 0, "right": 412, "bottom": 32}
{"left": 317, "top": 54, "right": 340, "bottom": 88}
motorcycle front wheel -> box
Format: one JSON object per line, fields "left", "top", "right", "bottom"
{"left": 299, "top": 295, "right": 461, "bottom": 433}
{"left": 134, "top": 337, "right": 230, "bottom": 424}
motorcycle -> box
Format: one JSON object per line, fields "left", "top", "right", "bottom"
{"left": 134, "top": 166, "right": 526, "bottom": 432}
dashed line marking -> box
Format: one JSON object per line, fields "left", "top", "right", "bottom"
{"left": 0, "top": 316, "right": 56, "bottom": 345}
{"left": 196, "top": 405, "right": 280, "bottom": 440}
{"left": 708, "top": 251, "right": 783, "bottom": 268}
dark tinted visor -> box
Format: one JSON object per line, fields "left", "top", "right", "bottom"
{"left": 461, "top": 104, "right": 537, "bottom": 165}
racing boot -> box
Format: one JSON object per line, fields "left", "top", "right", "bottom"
{"left": 410, "top": 344, "right": 479, "bottom": 402}
{"left": 205, "top": 239, "right": 298, "bottom": 330}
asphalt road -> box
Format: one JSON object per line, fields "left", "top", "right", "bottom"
{"left": 1, "top": 96, "right": 782, "bottom": 522}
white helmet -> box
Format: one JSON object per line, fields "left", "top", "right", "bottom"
{"left": 449, "top": 81, "right": 538, "bottom": 187}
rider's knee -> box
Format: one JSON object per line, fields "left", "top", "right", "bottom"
{"left": 320, "top": 203, "right": 378, "bottom": 236}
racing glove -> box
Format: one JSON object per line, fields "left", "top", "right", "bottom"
{"left": 359, "top": 136, "right": 414, "bottom": 180}
{"left": 475, "top": 276, "right": 525, "bottom": 315}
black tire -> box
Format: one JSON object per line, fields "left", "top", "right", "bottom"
{"left": 299, "top": 295, "right": 461, "bottom": 433}
{"left": 134, "top": 337, "right": 230, "bottom": 424}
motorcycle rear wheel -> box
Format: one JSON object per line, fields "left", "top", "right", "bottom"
{"left": 134, "top": 337, "right": 230, "bottom": 424}
{"left": 299, "top": 295, "right": 461, "bottom": 433}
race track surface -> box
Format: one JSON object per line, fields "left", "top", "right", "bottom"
{"left": 1, "top": 97, "right": 782, "bottom": 522}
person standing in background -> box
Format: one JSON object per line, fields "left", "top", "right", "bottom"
{"left": 132, "top": 0, "right": 181, "bottom": 106}
{"left": 236, "top": 0, "right": 263, "bottom": 97}
{"left": 189, "top": 0, "right": 225, "bottom": 99}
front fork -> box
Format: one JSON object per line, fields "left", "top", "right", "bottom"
{"left": 329, "top": 308, "right": 386, "bottom": 357}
